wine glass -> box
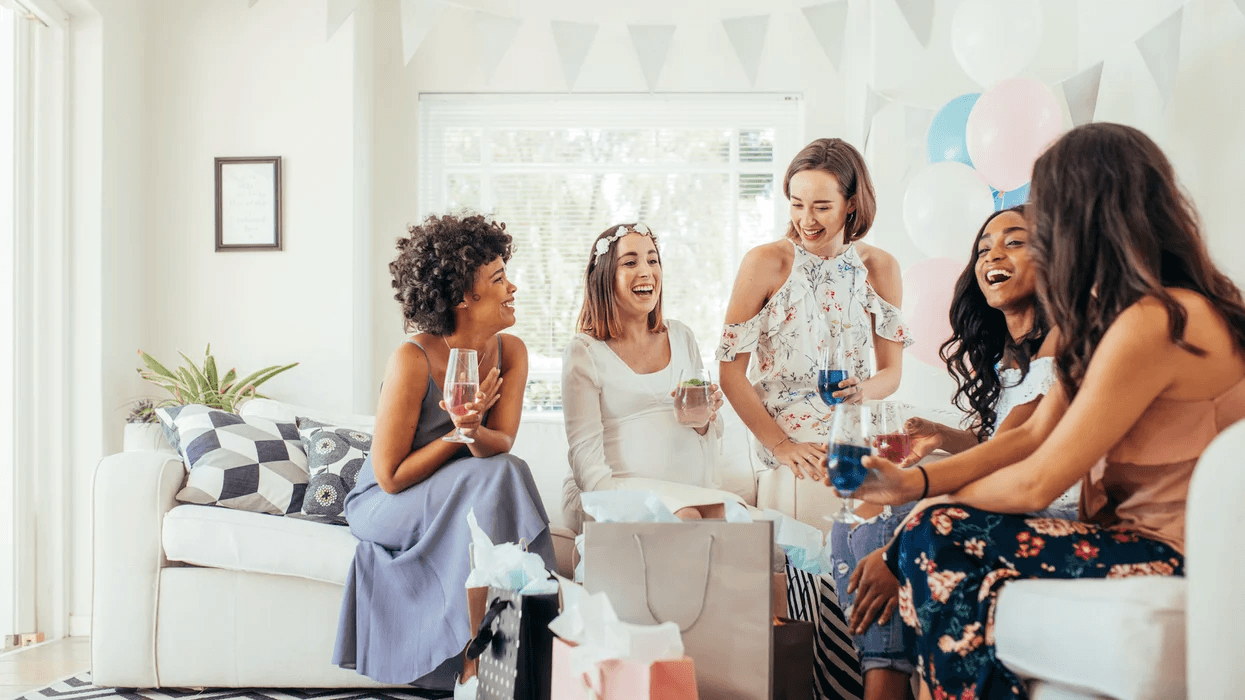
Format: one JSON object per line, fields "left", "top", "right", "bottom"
{"left": 674, "top": 369, "right": 713, "bottom": 427}
{"left": 442, "top": 348, "right": 478, "bottom": 444}
{"left": 825, "top": 403, "right": 870, "bottom": 524}
{"left": 871, "top": 401, "right": 912, "bottom": 519}
{"left": 817, "top": 342, "right": 851, "bottom": 408}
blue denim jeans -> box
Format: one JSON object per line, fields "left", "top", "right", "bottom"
{"left": 830, "top": 503, "right": 917, "bottom": 676}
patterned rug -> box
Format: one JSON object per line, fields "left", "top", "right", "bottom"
{"left": 13, "top": 673, "right": 451, "bottom": 700}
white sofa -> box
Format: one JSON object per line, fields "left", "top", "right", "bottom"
{"left": 91, "top": 397, "right": 1245, "bottom": 698}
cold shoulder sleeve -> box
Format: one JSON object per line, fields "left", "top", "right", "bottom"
{"left": 715, "top": 312, "right": 763, "bottom": 362}
{"left": 864, "top": 283, "right": 915, "bottom": 349}
{"left": 561, "top": 336, "right": 616, "bottom": 493}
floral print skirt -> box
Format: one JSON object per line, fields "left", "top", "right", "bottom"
{"left": 886, "top": 505, "right": 1183, "bottom": 700}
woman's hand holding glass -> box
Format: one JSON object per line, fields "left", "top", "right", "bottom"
{"left": 440, "top": 366, "right": 503, "bottom": 439}
{"left": 831, "top": 375, "right": 865, "bottom": 404}
{"left": 899, "top": 416, "right": 943, "bottom": 467}
{"left": 841, "top": 452, "right": 925, "bottom": 506}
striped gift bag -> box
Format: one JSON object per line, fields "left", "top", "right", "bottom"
{"left": 786, "top": 565, "right": 863, "bottom": 700}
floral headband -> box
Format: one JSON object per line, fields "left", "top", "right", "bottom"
{"left": 593, "top": 223, "right": 656, "bottom": 261}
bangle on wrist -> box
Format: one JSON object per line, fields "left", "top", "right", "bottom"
{"left": 770, "top": 436, "right": 793, "bottom": 452}
{"left": 917, "top": 464, "right": 930, "bottom": 500}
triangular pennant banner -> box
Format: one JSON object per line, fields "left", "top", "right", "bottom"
{"left": 400, "top": 0, "right": 449, "bottom": 65}
{"left": 1062, "top": 61, "right": 1104, "bottom": 126}
{"left": 1136, "top": 7, "right": 1183, "bottom": 105}
{"left": 895, "top": 0, "right": 935, "bottom": 47}
{"left": 551, "top": 21, "right": 598, "bottom": 90}
{"left": 474, "top": 11, "right": 523, "bottom": 83}
{"left": 628, "top": 25, "right": 676, "bottom": 92}
{"left": 801, "top": 2, "right": 849, "bottom": 69}
{"left": 721, "top": 15, "right": 770, "bottom": 86}
{"left": 863, "top": 89, "right": 891, "bottom": 150}
{"left": 326, "top": 0, "right": 357, "bottom": 40}
{"left": 1236, "top": 0, "right": 1245, "bottom": 20}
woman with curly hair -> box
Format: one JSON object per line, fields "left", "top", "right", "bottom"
{"left": 826, "top": 206, "right": 1077, "bottom": 700}
{"left": 560, "top": 223, "right": 749, "bottom": 532}
{"left": 854, "top": 123, "right": 1245, "bottom": 699}
{"left": 332, "top": 213, "right": 553, "bottom": 689}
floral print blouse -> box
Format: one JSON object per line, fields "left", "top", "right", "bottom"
{"left": 716, "top": 240, "right": 913, "bottom": 469}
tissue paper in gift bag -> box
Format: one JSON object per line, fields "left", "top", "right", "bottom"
{"left": 772, "top": 618, "right": 814, "bottom": 700}
{"left": 469, "top": 587, "right": 560, "bottom": 700}
{"left": 551, "top": 637, "right": 698, "bottom": 700}
{"left": 582, "top": 521, "right": 774, "bottom": 700}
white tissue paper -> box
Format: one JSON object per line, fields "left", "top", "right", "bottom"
{"left": 765, "top": 508, "right": 834, "bottom": 574}
{"left": 464, "top": 508, "right": 556, "bottom": 593}
{"left": 549, "top": 576, "right": 685, "bottom": 675}
{"left": 580, "top": 490, "right": 680, "bottom": 523}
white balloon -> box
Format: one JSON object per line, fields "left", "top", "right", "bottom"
{"left": 951, "top": 0, "right": 1044, "bottom": 88}
{"left": 902, "top": 162, "right": 997, "bottom": 259}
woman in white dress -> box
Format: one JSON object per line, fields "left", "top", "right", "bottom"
{"left": 561, "top": 223, "right": 745, "bottom": 533}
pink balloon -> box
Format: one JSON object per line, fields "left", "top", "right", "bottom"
{"left": 903, "top": 257, "right": 965, "bottom": 369}
{"left": 966, "top": 77, "right": 1063, "bottom": 192}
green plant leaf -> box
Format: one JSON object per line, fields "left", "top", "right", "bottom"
{"left": 204, "top": 353, "right": 219, "bottom": 391}
{"left": 178, "top": 351, "right": 212, "bottom": 396}
{"left": 139, "top": 351, "right": 181, "bottom": 382}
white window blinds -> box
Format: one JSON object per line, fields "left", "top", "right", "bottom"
{"left": 418, "top": 94, "right": 803, "bottom": 409}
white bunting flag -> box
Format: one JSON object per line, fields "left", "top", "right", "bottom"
{"left": 1135, "top": 7, "right": 1184, "bottom": 105}
{"left": 802, "top": 2, "right": 849, "bottom": 69}
{"left": 400, "top": 0, "right": 449, "bottom": 65}
{"left": 1062, "top": 61, "right": 1104, "bottom": 126}
{"left": 474, "top": 11, "right": 523, "bottom": 83}
{"left": 863, "top": 88, "right": 891, "bottom": 151}
{"left": 628, "top": 24, "right": 676, "bottom": 92}
{"left": 722, "top": 15, "right": 770, "bottom": 87}
{"left": 551, "top": 20, "right": 598, "bottom": 89}
{"left": 895, "top": 0, "right": 935, "bottom": 47}
{"left": 326, "top": 0, "right": 357, "bottom": 40}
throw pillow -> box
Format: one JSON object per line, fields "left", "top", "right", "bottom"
{"left": 155, "top": 404, "right": 309, "bottom": 515}
{"left": 295, "top": 417, "right": 371, "bottom": 524}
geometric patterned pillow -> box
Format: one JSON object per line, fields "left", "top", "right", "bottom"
{"left": 294, "top": 417, "right": 371, "bottom": 524}
{"left": 155, "top": 404, "right": 309, "bottom": 515}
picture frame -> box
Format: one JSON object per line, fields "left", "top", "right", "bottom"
{"left": 215, "top": 156, "right": 282, "bottom": 251}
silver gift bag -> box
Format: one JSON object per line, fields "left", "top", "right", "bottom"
{"left": 583, "top": 521, "right": 774, "bottom": 700}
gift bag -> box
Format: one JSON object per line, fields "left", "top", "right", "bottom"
{"left": 582, "top": 521, "right": 774, "bottom": 700}
{"left": 772, "top": 618, "right": 814, "bottom": 700}
{"left": 551, "top": 637, "right": 698, "bottom": 700}
{"left": 468, "top": 587, "right": 560, "bottom": 700}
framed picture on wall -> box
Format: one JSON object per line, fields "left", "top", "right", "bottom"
{"left": 215, "top": 156, "right": 282, "bottom": 251}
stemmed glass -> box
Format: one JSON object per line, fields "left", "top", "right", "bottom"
{"left": 674, "top": 369, "right": 713, "bottom": 427}
{"left": 442, "top": 348, "right": 479, "bottom": 444}
{"left": 871, "top": 401, "right": 912, "bottom": 520}
{"left": 825, "top": 403, "right": 870, "bottom": 524}
{"left": 817, "top": 342, "right": 852, "bottom": 408}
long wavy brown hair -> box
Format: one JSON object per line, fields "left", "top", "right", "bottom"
{"left": 1027, "top": 123, "right": 1245, "bottom": 399}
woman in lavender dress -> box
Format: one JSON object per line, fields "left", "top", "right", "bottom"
{"left": 333, "top": 214, "right": 554, "bottom": 689}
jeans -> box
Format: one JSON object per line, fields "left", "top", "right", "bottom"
{"left": 829, "top": 503, "right": 917, "bottom": 675}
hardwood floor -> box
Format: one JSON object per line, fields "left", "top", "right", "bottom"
{"left": 0, "top": 637, "right": 90, "bottom": 700}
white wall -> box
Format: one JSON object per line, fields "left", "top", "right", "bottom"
{"left": 138, "top": 0, "right": 364, "bottom": 414}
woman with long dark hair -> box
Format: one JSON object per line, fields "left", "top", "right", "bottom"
{"left": 853, "top": 123, "right": 1245, "bottom": 699}
{"left": 830, "top": 206, "right": 1074, "bottom": 700}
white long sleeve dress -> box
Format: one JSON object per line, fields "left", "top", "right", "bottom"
{"left": 560, "top": 319, "right": 746, "bottom": 532}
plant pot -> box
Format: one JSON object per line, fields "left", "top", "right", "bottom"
{"left": 124, "top": 422, "right": 173, "bottom": 453}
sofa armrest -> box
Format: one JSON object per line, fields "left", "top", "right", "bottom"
{"left": 1185, "top": 419, "right": 1245, "bottom": 699}
{"left": 91, "top": 451, "right": 185, "bottom": 687}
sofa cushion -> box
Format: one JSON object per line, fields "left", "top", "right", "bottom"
{"left": 156, "top": 404, "right": 310, "bottom": 515}
{"left": 163, "top": 504, "right": 359, "bottom": 585}
{"left": 295, "top": 418, "right": 371, "bottom": 524}
{"left": 994, "top": 576, "right": 1186, "bottom": 700}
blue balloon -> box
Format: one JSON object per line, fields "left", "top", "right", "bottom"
{"left": 927, "top": 93, "right": 981, "bottom": 167}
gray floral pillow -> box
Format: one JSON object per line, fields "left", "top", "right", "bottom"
{"left": 294, "top": 417, "right": 371, "bottom": 524}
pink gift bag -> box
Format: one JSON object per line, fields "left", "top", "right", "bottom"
{"left": 551, "top": 637, "right": 698, "bottom": 700}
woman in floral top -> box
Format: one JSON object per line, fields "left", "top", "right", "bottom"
{"left": 717, "top": 137, "right": 913, "bottom": 700}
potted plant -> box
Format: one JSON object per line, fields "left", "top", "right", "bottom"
{"left": 122, "top": 398, "right": 168, "bottom": 452}
{"left": 128, "top": 344, "right": 298, "bottom": 451}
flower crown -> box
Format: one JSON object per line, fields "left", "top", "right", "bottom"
{"left": 593, "top": 223, "right": 656, "bottom": 261}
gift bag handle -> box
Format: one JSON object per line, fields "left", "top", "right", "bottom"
{"left": 633, "top": 533, "right": 715, "bottom": 633}
{"left": 465, "top": 597, "right": 512, "bottom": 661}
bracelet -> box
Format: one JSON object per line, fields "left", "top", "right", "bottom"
{"left": 917, "top": 464, "right": 930, "bottom": 500}
{"left": 770, "top": 436, "right": 794, "bottom": 452}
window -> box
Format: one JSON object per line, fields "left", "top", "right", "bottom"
{"left": 0, "top": 1, "right": 16, "bottom": 641}
{"left": 418, "top": 94, "right": 803, "bottom": 410}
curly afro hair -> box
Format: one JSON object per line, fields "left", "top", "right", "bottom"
{"left": 390, "top": 213, "right": 513, "bottom": 336}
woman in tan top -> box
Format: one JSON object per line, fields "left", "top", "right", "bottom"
{"left": 849, "top": 123, "right": 1245, "bottom": 700}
